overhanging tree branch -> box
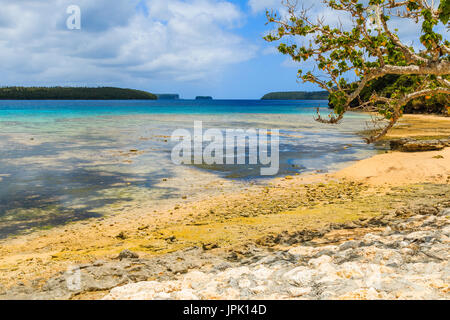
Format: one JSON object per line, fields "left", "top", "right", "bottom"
{"left": 265, "top": 0, "right": 450, "bottom": 142}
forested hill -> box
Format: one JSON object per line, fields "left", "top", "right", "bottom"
{"left": 261, "top": 91, "right": 329, "bottom": 100}
{"left": 155, "top": 94, "right": 180, "bottom": 100}
{"left": 0, "top": 87, "right": 157, "bottom": 100}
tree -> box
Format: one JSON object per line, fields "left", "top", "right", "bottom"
{"left": 265, "top": 0, "right": 450, "bottom": 142}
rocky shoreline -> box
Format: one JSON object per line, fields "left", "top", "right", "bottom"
{"left": 103, "top": 207, "right": 449, "bottom": 300}
{"left": 2, "top": 203, "right": 448, "bottom": 300}
{"left": 104, "top": 206, "right": 450, "bottom": 300}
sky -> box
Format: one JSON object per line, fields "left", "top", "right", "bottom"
{"left": 0, "top": 0, "right": 447, "bottom": 99}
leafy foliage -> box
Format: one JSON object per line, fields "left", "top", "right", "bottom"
{"left": 347, "top": 75, "right": 449, "bottom": 114}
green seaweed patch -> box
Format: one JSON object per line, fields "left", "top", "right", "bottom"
{"left": 125, "top": 183, "right": 449, "bottom": 255}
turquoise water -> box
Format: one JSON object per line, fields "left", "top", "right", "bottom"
{"left": 0, "top": 100, "right": 335, "bottom": 120}
{"left": 0, "top": 100, "right": 380, "bottom": 237}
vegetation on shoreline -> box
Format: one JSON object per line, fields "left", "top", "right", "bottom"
{"left": 339, "top": 75, "right": 449, "bottom": 115}
{"left": 261, "top": 91, "right": 329, "bottom": 100}
{"left": 0, "top": 87, "right": 157, "bottom": 100}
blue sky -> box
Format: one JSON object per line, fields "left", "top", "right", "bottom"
{"left": 0, "top": 0, "right": 445, "bottom": 99}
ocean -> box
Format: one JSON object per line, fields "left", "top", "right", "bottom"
{"left": 0, "top": 100, "right": 381, "bottom": 237}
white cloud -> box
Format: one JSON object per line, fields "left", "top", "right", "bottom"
{"left": 248, "top": 0, "right": 281, "bottom": 13}
{"left": 0, "top": 0, "right": 256, "bottom": 86}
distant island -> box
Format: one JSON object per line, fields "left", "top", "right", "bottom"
{"left": 261, "top": 91, "right": 329, "bottom": 100}
{"left": 195, "top": 96, "right": 213, "bottom": 100}
{"left": 0, "top": 87, "right": 157, "bottom": 100}
{"left": 155, "top": 94, "right": 180, "bottom": 100}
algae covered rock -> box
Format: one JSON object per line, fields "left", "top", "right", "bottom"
{"left": 390, "top": 138, "right": 448, "bottom": 152}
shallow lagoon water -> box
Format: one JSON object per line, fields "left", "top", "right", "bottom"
{"left": 0, "top": 100, "right": 380, "bottom": 237}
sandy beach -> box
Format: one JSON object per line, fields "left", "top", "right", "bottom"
{"left": 0, "top": 114, "right": 449, "bottom": 300}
